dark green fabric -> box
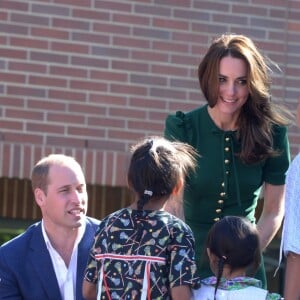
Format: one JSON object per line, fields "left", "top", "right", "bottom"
{"left": 164, "top": 104, "right": 290, "bottom": 289}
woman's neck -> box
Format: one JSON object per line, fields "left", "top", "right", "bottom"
{"left": 208, "top": 106, "right": 238, "bottom": 131}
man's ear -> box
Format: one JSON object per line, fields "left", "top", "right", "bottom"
{"left": 34, "top": 188, "right": 46, "bottom": 207}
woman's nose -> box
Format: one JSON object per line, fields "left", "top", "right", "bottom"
{"left": 226, "top": 82, "right": 236, "bottom": 95}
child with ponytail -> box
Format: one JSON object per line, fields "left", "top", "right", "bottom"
{"left": 83, "top": 136, "right": 201, "bottom": 300}
{"left": 193, "top": 216, "right": 282, "bottom": 300}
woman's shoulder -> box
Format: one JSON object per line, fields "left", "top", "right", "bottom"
{"left": 166, "top": 104, "right": 207, "bottom": 123}
{"left": 164, "top": 104, "right": 208, "bottom": 141}
{"left": 271, "top": 122, "right": 288, "bottom": 137}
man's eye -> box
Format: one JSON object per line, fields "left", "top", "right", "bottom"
{"left": 77, "top": 186, "right": 86, "bottom": 193}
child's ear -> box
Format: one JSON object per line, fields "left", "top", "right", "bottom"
{"left": 172, "top": 178, "right": 184, "bottom": 195}
{"left": 207, "top": 248, "right": 212, "bottom": 259}
{"left": 207, "top": 248, "right": 218, "bottom": 263}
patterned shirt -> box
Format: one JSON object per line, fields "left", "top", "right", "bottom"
{"left": 84, "top": 208, "right": 200, "bottom": 299}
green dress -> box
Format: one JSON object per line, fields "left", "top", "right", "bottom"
{"left": 164, "top": 104, "right": 290, "bottom": 288}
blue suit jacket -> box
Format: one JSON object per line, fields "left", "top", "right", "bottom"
{"left": 0, "top": 217, "right": 99, "bottom": 300}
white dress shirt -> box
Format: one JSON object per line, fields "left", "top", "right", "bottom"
{"left": 42, "top": 220, "right": 85, "bottom": 300}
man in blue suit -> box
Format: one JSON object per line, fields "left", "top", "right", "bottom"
{"left": 0, "top": 154, "right": 100, "bottom": 300}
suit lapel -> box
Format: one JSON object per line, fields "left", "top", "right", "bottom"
{"left": 29, "top": 223, "right": 62, "bottom": 300}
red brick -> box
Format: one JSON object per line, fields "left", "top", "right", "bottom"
{"left": 71, "top": 56, "right": 109, "bottom": 68}
{"left": 93, "top": 22, "right": 130, "bottom": 35}
{"left": 26, "top": 122, "right": 65, "bottom": 134}
{"left": 72, "top": 8, "right": 109, "bottom": 20}
{"left": 11, "top": 12, "right": 49, "bottom": 26}
{"left": 51, "top": 41, "right": 89, "bottom": 54}
{"left": 109, "top": 107, "right": 146, "bottom": 119}
{"left": 0, "top": 0, "right": 28, "bottom": 11}
{"left": 110, "top": 84, "right": 147, "bottom": 96}
{"left": 27, "top": 99, "right": 66, "bottom": 111}
{"left": 127, "top": 120, "right": 163, "bottom": 132}
{"left": 108, "top": 129, "right": 145, "bottom": 141}
{"left": 89, "top": 94, "right": 127, "bottom": 106}
{"left": 129, "top": 97, "right": 166, "bottom": 110}
{"left": 4, "top": 132, "right": 43, "bottom": 145}
{"left": 90, "top": 70, "right": 128, "bottom": 82}
{"left": 7, "top": 85, "right": 46, "bottom": 98}
{"left": 88, "top": 116, "right": 125, "bottom": 128}
{"left": 67, "top": 126, "right": 105, "bottom": 138}
{"left": 48, "top": 89, "right": 85, "bottom": 101}
{"left": 69, "top": 103, "right": 106, "bottom": 115}
{"left": 50, "top": 66, "right": 88, "bottom": 78}
{"left": 72, "top": 32, "right": 109, "bottom": 44}
{"left": 113, "top": 13, "right": 150, "bottom": 26}
{"left": 53, "top": 17, "right": 89, "bottom": 30}
{"left": 0, "top": 119, "right": 23, "bottom": 130}
{"left": 113, "top": 36, "right": 150, "bottom": 49}
{"left": 112, "top": 60, "right": 149, "bottom": 72}
{"left": 31, "top": 27, "right": 69, "bottom": 39}
{"left": 0, "top": 23, "right": 28, "bottom": 35}
{"left": 9, "top": 61, "right": 47, "bottom": 73}
{"left": 0, "top": 96, "right": 24, "bottom": 107}
{"left": 70, "top": 80, "right": 107, "bottom": 92}
{"left": 153, "top": 17, "right": 189, "bottom": 30}
{"left": 29, "top": 75, "right": 67, "bottom": 88}
{"left": 54, "top": 0, "right": 92, "bottom": 7}
{"left": 30, "top": 51, "right": 68, "bottom": 64}
{"left": 47, "top": 112, "right": 85, "bottom": 124}
{"left": 46, "top": 135, "right": 86, "bottom": 148}
{"left": 10, "top": 37, "right": 48, "bottom": 49}
{"left": 95, "top": 0, "right": 131, "bottom": 12}
{"left": 32, "top": 3, "right": 69, "bottom": 16}
{"left": 0, "top": 72, "right": 26, "bottom": 84}
{"left": 0, "top": 47, "right": 26, "bottom": 59}
{"left": 5, "top": 108, "right": 44, "bottom": 121}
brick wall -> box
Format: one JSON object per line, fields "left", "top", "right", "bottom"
{"left": 0, "top": 0, "right": 300, "bottom": 186}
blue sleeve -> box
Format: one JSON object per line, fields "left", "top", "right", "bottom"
{"left": 0, "top": 246, "right": 22, "bottom": 299}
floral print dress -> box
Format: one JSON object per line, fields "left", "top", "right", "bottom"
{"left": 84, "top": 208, "right": 200, "bottom": 300}
{"left": 193, "top": 276, "right": 283, "bottom": 300}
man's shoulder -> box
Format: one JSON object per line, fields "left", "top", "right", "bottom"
{"left": 0, "top": 222, "right": 41, "bottom": 255}
{"left": 85, "top": 216, "right": 100, "bottom": 226}
{"left": 84, "top": 216, "right": 100, "bottom": 233}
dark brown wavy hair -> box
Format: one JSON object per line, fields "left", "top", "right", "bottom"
{"left": 198, "top": 33, "right": 292, "bottom": 164}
